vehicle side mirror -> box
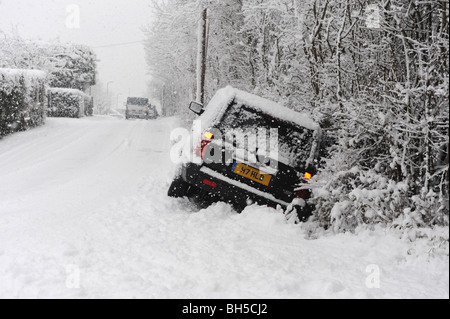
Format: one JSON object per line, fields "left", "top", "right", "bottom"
{"left": 189, "top": 101, "right": 204, "bottom": 115}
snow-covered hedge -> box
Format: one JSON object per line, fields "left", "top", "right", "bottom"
{"left": 311, "top": 157, "right": 449, "bottom": 233}
{"left": 47, "top": 88, "right": 93, "bottom": 118}
{"left": 0, "top": 68, "right": 47, "bottom": 138}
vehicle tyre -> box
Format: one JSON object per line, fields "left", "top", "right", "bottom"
{"left": 186, "top": 186, "right": 215, "bottom": 209}
{"left": 168, "top": 177, "right": 190, "bottom": 198}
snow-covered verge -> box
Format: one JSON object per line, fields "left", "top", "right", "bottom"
{"left": 0, "top": 117, "right": 448, "bottom": 299}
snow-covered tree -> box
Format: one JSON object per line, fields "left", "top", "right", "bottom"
{"left": 143, "top": 0, "right": 198, "bottom": 117}
{"left": 0, "top": 34, "right": 97, "bottom": 93}
{"left": 46, "top": 43, "right": 97, "bottom": 92}
{"left": 309, "top": 0, "right": 449, "bottom": 230}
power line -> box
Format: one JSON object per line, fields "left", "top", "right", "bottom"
{"left": 93, "top": 40, "right": 144, "bottom": 49}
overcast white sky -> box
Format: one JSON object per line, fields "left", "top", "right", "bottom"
{"left": 0, "top": 0, "right": 153, "bottom": 100}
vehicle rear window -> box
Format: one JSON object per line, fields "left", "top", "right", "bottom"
{"left": 217, "top": 103, "right": 314, "bottom": 170}
{"left": 127, "top": 98, "right": 149, "bottom": 106}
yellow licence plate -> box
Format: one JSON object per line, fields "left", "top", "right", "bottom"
{"left": 232, "top": 162, "right": 272, "bottom": 186}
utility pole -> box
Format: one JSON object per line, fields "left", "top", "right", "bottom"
{"left": 196, "top": 6, "right": 208, "bottom": 105}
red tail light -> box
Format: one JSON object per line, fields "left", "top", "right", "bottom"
{"left": 194, "top": 132, "right": 213, "bottom": 159}
{"left": 295, "top": 172, "right": 313, "bottom": 199}
{"left": 295, "top": 188, "right": 309, "bottom": 199}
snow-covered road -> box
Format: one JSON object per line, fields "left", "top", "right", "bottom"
{"left": 0, "top": 116, "right": 448, "bottom": 299}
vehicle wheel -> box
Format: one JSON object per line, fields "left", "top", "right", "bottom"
{"left": 186, "top": 186, "right": 216, "bottom": 209}
{"left": 168, "top": 177, "right": 190, "bottom": 198}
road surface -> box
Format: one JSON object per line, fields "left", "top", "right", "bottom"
{"left": 0, "top": 116, "right": 448, "bottom": 298}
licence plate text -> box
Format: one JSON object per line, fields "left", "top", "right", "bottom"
{"left": 232, "top": 162, "right": 272, "bottom": 186}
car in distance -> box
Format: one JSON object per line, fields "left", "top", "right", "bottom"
{"left": 168, "top": 86, "right": 322, "bottom": 222}
{"left": 125, "top": 97, "right": 158, "bottom": 120}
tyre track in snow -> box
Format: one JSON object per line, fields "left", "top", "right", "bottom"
{"left": 0, "top": 116, "right": 178, "bottom": 298}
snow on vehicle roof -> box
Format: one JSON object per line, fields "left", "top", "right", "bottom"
{"left": 47, "top": 87, "right": 90, "bottom": 97}
{"left": 201, "top": 86, "right": 320, "bottom": 132}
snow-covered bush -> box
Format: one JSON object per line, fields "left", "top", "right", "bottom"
{"left": 312, "top": 165, "right": 406, "bottom": 231}
{"left": 0, "top": 68, "right": 47, "bottom": 137}
{"left": 312, "top": 165, "right": 448, "bottom": 233}
{"left": 47, "top": 88, "right": 91, "bottom": 119}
